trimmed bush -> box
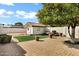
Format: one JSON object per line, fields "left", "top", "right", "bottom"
{"left": 0, "top": 34, "right": 12, "bottom": 43}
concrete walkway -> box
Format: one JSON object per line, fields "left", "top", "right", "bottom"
{"left": 0, "top": 37, "right": 26, "bottom": 56}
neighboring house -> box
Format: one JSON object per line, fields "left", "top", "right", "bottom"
{"left": 24, "top": 22, "right": 49, "bottom": 35}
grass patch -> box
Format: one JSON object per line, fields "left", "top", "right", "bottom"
{"left": 15, "top": 35, "right": 48, "bottom": 42}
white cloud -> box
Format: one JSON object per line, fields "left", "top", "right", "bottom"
{"left": 16, "top": 10, "right": 37, "bottom": 19}
{"left": 24, "top": 12, "right": 37, "bottom": 19}
{"left": 0, "top": 9, "right": 6, "bottom": 16}
{"left": 0, "top": 9, "right": 14, "bottom": 17}
{"left": 0, "top": 0, "right": 14, "bottom": 6}
{"left": 33, "top": 3, "right": 39, "bottom": 5}
{"left": 6, "top": 11, "right": 14, "bottom": 15}
{"left": 0, "top": 9, "right": 37, "bottom": 19}
{"left": 16, "top": 10, "right": 26, "bottom": 16}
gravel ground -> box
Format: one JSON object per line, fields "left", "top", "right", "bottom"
{"left": 0, "top": 37, "right": 26, "bottom": 56}
{"left": 18, "top": 37, "right": 79, "bottom": 56}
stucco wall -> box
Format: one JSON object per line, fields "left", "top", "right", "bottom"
{"left": 26, "top": 27, "right": 33, "bottom": 35}
{"left": 47, "top": 26, "right": 79, "bottom": 38}
{"left": 33, "top": 27, "right": 45, "bottom": 34}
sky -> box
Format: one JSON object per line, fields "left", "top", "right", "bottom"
{"left": 0, "top": 3, "right": 43, "bottom": 25}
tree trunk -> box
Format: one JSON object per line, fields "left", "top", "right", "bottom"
{"left": 68, "top": 26, "right": 76, "bottom": 43}
{"left": 71, "top": 27, "right": 75, "bottom": 39}
{"left": 68, "top": 26, "right": 72, "bottom": 38}
{"left": 70, "top": 26, "right": 75, "bottom": 43}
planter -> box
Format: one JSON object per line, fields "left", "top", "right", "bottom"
{"left": 35, "top": 36, "right": 39, "bottom": 41}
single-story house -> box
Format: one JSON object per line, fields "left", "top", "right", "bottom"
{"left": 24, "top": 22, "right": 49, "bottom": 35}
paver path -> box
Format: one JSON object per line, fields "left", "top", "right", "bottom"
{"left": 18, "top": 37, "right": 79, "bottom": 56}
{"left": 0, "top": 37, "right": 26, "bottom": 56}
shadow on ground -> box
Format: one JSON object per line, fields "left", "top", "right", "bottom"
{"left": 64, "top": 38, "right": 79, "bottom": 49}
{"left": 0, "top": 41, "right": 26, "bottom": 56}
{"left": 37, "top": 40, "right": 44, "bottom": 42}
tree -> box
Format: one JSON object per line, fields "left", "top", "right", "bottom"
{"left": 15, "top": 22, "right": 23, "bottom": 26}
{"left": 37, "top": 3, "right": 79, "bottom": 43}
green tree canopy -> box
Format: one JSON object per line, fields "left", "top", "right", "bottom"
{"left": 36, "top": 3, "right": 79, "bottom": 43}
{"left": 37, "top": 3, "right": 79, "bottom": 27}
{"left": 15, "top": 22, "right": 23, "bottom": 26}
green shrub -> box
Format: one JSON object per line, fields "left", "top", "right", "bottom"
{"left": 41, "top": 33, "right": 48, "bottom": 35}
{"left": 0, "top": 34, "right": 12, "bottom": 43}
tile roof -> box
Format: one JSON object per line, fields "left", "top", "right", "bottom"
{"left": 27, "top": 22, "right": 47, "bottom": 27}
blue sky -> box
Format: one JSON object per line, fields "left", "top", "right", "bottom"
{"left": 0, "top": 3, "right": 43, "bottom": 25}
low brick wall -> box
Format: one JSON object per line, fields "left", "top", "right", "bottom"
{"left": 0, "top": 28, "right": 27, "bottom": 35}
